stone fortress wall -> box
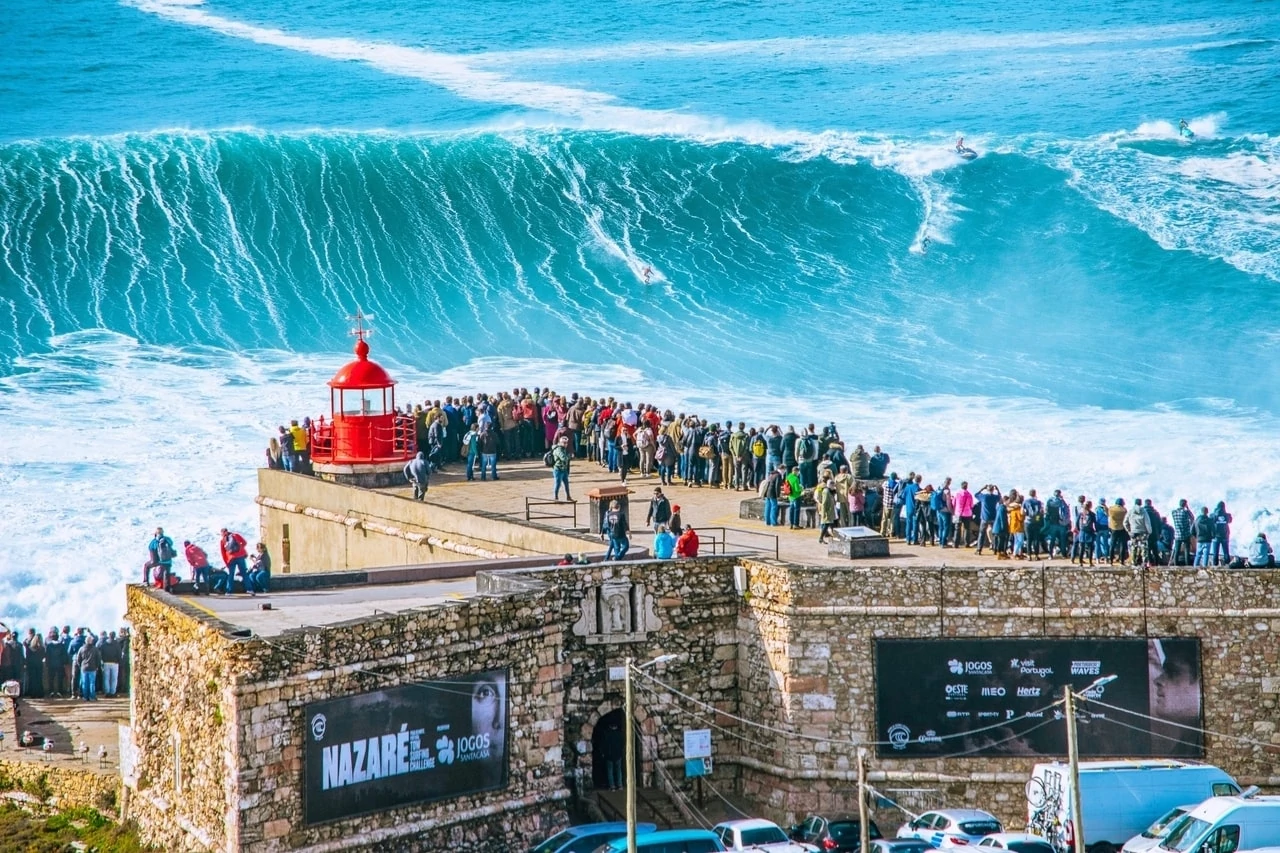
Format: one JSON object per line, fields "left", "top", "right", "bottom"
{"left": 124, "top": 557, "right": 1280, "bottom": 851}
{"left": 255, "top": 469, "right": 598, "bottom": 573}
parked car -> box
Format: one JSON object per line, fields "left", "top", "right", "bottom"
{"left": 791, "top": 813, "right": 883, "bottom": 851}
{"left": 1120, "top": 805, "right": 1198, "bottom": 853}
{"left": 531, "top": 822, "right": 658, "bottom": 853}
{"left": 869, "top": 841, "right": 935, "bottom": 853}
{"left": 870, "top": 835, "right": 931, "bottom": 850}
{"left": 1028, "top": 760, "right": 1239, "bottom": 853}
{"left": 896, "top": 810, "right": 1002, "bottom": 848}
{"left": 593, "top": 828, "right": 728, "bottom": 853}
{"left": 714, "top": 818, "right": 818, "bottom": 851}
{"left": 976, "top": 833, "right": 1056, "bottom": 853}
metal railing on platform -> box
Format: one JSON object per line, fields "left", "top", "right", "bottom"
{"left": 696, "top": 526, "right": 780, "bottom": 561}
{"left": 524, "top": 497, "right": 579, "bottom": 528}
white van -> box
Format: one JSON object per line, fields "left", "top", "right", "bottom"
{"left": 1157, "top": 795, "right": 1280, "bottom": 853}
{"left": 1026, "top": 761, "right": 1241, "bottom": 853}
{"left": 1122, "top": 804, "right": 1199, "bottom": 853}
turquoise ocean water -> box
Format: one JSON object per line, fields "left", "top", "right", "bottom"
{"left": 2, "top": 0, "right": 1278, "bottom": 625}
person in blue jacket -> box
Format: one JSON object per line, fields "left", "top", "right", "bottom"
{"left": 653, "top": 525, "right": 676, "bottom": 559}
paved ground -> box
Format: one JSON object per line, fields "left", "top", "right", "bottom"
{"left": 1, "top": 695, "right": 128, "bottom": 773}
{"left": 398, "top": 457, "right": 1082, "bottom": 570}
{"left": 183, "top": 459, "right": 1086, "bottom": 635}
{"left": 185, "top": 577, "right": 477, "bottom": 637}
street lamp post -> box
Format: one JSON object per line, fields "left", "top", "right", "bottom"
{"left": 1065, "top": 675, "right": 1117, "bottom": 853}
{"left": 626, "top": 654, "right": 677, "bottom": 853}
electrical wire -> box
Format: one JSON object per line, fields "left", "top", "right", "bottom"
{"left": 640, "top": 673, "right": 1061, "bottom": 760}
{"left": 1084, "top": 696, "right": 1278, "bottom": 750}
{"left": 635, "top": 666, "right": 1066, "bottom": 749}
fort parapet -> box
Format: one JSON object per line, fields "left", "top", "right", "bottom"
{"left": 121, "top": 549, "right": 1280, "bottom": 852}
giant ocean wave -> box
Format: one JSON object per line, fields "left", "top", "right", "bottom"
{"left": 2, "top": 126, "right": 1277, "bottom": 406}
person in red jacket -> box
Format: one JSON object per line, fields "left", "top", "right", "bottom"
{"left": 219, "top": 528, "right": 251, "bottom": 594}
{"left": 675, "top": 526, "right": 700, "bottom": 559}
{"left": 184, "top": 540, "right": 212, "bottom": 593}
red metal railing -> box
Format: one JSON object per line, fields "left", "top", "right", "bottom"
{"left": 309, "top": 414, "right": 417, "bottom": 464}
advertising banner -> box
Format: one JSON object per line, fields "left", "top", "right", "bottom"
{"left": 303, "top": 669, "right": 508, "bottom": 824}
{"left": 874, "top": 638, "right": 1201, "bottom": 758}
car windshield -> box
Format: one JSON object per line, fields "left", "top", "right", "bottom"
{"left": 1162, "top": 818, "right": 1210, "bottom": 852}
{"left": 530, "top": 830, "right": 575, "bottom": 853}
{"left": 1143, "top": 810, "right": 1189, "bottom": 839}
{"left": 959, "top": 822, "right": 1002, "bottom": 837}
{"left": 1007, "top": 842, "right": 1055, "bottom": 853}
{"left": 832, "top": 821, "right": 884, "bottom": 840}
{"left": 742, "top": 827, "right": 789, "bottom": 845}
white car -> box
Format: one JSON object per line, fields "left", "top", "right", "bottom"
{"left": 976, "top": 833, "right": 1056, "bottom": 853}
{"left": 897, "top": 810, "right": 1004, "bottom": 848}
{"left": 714, "top": 819, "right": 818, "bottom": 852}
{"left": 1121, "top": 805, "right": 1197, "bottom": 853}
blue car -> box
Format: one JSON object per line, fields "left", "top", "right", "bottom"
{"left": 594, "top": 828, "right": 728, "bottom": 853}
{"left": 529, "top": 822, "right": 658, "bottom": 853}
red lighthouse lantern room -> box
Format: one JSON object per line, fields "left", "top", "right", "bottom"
{"left": 309, "top": 319, "right": 415, "bottom": 485}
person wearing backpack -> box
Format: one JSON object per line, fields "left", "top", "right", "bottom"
{"left": 1073, "top": 501, "right": 1097, "bottom": 567}
{"left": 1126, "top": 496, "right": 1150, "bottom": 566}
{"left": 762, "top": 465, "right": 783, "bottom": 526}
{"left": 749, "top": 429, "right": 768, "bottom": 488}
{"left": 145, "top": 527, "right": 176, "bottom": 588}
{"left": 220, "top": 528, "right": 250, "bottom": 594}
{"left": 1193, "top": 506, "right": 1215, "bottom": 566}
{"left": 784, "top": 466, "right": 805, "bottom": 529}
{"left": 796, "top": 426, "right": 820, "bottom": 488}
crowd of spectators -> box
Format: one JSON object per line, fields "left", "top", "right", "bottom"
{"left": 0, "top": 624, "right": 130, "bottom": 701}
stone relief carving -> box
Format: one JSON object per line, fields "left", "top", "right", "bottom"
{"left": 572, "top": 575, "right": 661, "bottom": 644}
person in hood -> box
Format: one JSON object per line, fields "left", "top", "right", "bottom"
{"left": 675, "top": 526, "right": 700, "bottom": 558}
{"left": 404, "top": 451, "right": 430, "bottom": 500}
{"left": 145, "top": 527, "right": 176, "bottom": 588}
{"left": 1248, "top": 533, "right": 1275, "bottom": 568}
{"left": 653, "top": 525, "right": 676, "bottom": 559}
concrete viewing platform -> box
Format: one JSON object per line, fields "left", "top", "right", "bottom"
{"left": 182, "top": 576, "right": 477, "bottom": 637}
{"left": 391, "top": 456, "right": 1084, "bottom": 570}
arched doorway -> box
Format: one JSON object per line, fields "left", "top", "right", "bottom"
{"left": 590, "top": 708, "right": 640, "bottom": 790}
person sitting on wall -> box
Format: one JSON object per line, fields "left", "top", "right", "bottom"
{"left": 556, "top": 553, "right": 574, "bottom": 566}
{"left": 249, "top": 543, "right": 272, "bottom": 593}
{"left": 1247, "top": 533, "right": 1275, "bottom": 568}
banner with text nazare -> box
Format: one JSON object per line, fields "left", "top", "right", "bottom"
{"left": 874, "top": 638, "right": 1202, "bottom": 758}
{"left": 303, "top": 670, "right": 508, "bottom": 824}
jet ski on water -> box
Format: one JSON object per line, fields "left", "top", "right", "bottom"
{"left": 955, "top": 137, "right": 978, "bottom": 160}
{"left": 1179, "top": 119, "right": 1195, "bottom": 140}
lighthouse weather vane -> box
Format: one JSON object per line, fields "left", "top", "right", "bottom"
{"left": 350, "top": 310, "right": 376, "bottom": 342}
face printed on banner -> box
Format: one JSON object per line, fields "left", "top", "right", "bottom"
{"left": 471, "top": 676, "right": 505, "bottom": 764}
{"left": 1147, "top": 639, "right": 1201, "bottom": 727}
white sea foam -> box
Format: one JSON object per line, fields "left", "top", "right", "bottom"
{"left": 1053, "top": 122, "right": 1279, "bottom": 281}
{"left": 1115, "top": 113, "right": 1225, "bottom": 142}
{"left": 468, "top": 23, "right": 1225, "bottom": 68}
{"left": 5, "top": 339, "right": 1280, "bottom": 629}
